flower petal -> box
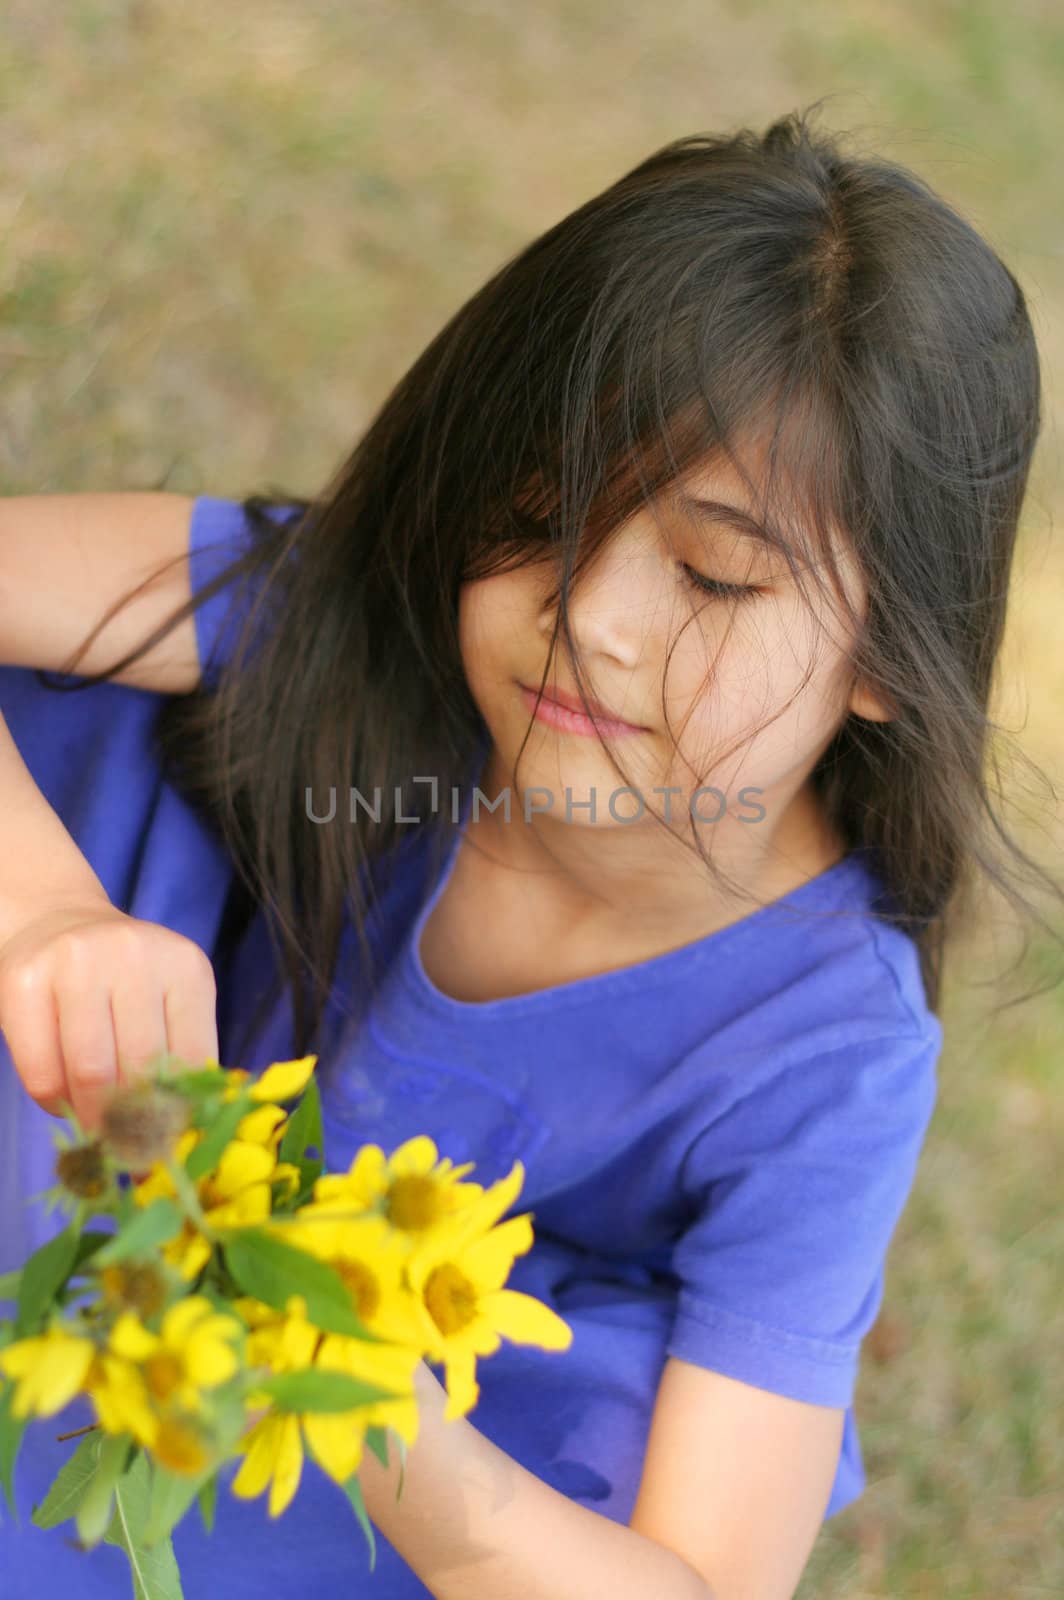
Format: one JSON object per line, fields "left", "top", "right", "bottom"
{"left": 214, "top": 1139, "right": 276, "bottom": 1197}
{"left": 237, "top": 1104, "right": 287, "bottom": 1145}
{"left": 161, "top": 1296, "right": 213, "bottom": 1343}
{"left": 185, "top": 1333, "right": 239, "bottom": 1389}
{"left": 8, "top": 1333, "right": 95, "bottom": 1419}
{"left": 109, "top": 1312, "right": 161, "bottom": 1363}
{"left": 207, "top": 1183, "right": 272, "bottom": 1228}
{"left": 441, "top": 1163, "right": 527, "bottom": 1245}
{"left": 386, "top": 1136, "right": 439, "bottom": 1177}
{"left": 303, "top": 1411, "right": 365, "bottom": 1485}
{"left": 441, "top": 1349, "right": 479, "bottom": 1421}
{"left": 452, "top": 1215, "right": 535, "bottom": 1291}
{"left": 268, "top": 1414, "right": 304, "bottom": 1517}
{"left": 249, "top": 1057, "right": 317, "bottom": 1104}
{"left": 232, "top": 1415, "right": 284, "bottom": 1501}
{"left": 484, "top": 1289, "right": 573, "bottom": 1350}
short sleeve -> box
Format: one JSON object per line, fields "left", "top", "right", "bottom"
{"left": 665, "top": 1026, "right": 941, "bottom": 1408}
{"left": 188, "top": 495, "right": 302, "bottom": 689}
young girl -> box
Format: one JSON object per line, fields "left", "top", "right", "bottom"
{"left": 0, "top": 105, "right": 1058, "bottom": 1599}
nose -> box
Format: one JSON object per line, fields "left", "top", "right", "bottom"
{"left": 536, "top": 527, "right": 660, "bottom": 671}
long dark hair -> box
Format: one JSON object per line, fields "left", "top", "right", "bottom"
{"left": 47, "top": 101, "right": 1062, "bottom": 1061}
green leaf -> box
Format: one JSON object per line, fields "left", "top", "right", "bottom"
{"left": 94, "top": 1198, "right": 183, "bottom": 1267}
{"left": 31, "top": 1429, "right": 104, "bottom": 1530}
{"left": 278, "top": 1077, "right": 324, "bottom": 1194}
{"left": 196, "top": 1473, "right": 217, "bottom": 1534}
{"left": 223, "top": 1230, "right": 387, "bottom": 1342}
{"left": 160, "top": 1066, "right": 229, "bottom": 1099}
{"left": 104, "top": 1449, "right": 185, "bottom": 1600}
{"left": 69, "top": 1229, "right": 117, "bottom": 1272}
{"left": 340, "top": 1472, "right": 377, "bottom": 1573}
{"left": 184, "top": 1092, "right": 255, "bottom": 1182}
{"left": 75, "top": 1431, "right": 133, "bottom": 1547}
{"left": 16, "top": 1221, "right": 80, "bottom": 1335}
{"left": 363, "top": 1424, "right": 390, "bottom": 1470}
{"left": 253, "top": 1367, "right": 404, "bottom": 1413}
{"left": 0, "top": 1380, "right": 27, "bottom": 1523}
{"left": 143, "top": 1455, "right": 218, "bottom": 1548}
{"left": 0, "top": 1267, "right": 23, "bottom": 1302}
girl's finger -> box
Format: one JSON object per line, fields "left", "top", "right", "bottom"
{"left": 0, "top": 972, "right": 68, "bottom": 1115}
{"left": 163, "top": 980, "right": 219, "bottom": 1074}
{"left": 56, "top": 981, "right": 118, "bottom": 1134}
{"left": 109, "top": 978, "right": 170, "bottom": 1089}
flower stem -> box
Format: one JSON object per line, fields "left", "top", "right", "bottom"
{"left": 163, "top": 1156, "right": 215, "bottom": 1237}
{"left": 55, "top": 1421, "right": 100, "bottom": 1443}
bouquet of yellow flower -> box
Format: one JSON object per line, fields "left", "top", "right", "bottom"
{"left": 0, "top": 1054, "right": 572, "bottom": 1597}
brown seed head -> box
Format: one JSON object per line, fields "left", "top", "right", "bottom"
{"left": 100, "top": 1082, "right": 191, "bottom": 1168}
{"left": 55, "top": 1140, "right": 109, "bottom": 1199}
{"left": 98, "top": 1261, "right": 169, "bottom": 1318}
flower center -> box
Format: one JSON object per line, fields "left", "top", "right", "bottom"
{"left": 386, "top": 1174, "right": 441, "bottom": 1231}
{"left": 99, "top": 1263, "right": 167, "bottom": 1318}
{"left": 153, "top": 1415, "right": 210, "bottom": 1475}
{"left": 334, "top": 1259, "right": 381, "bottom": 1322}
{"left": 56, "top": 1141, "right": 109, "bottom": 1199}
{"left": 144, "top": 1350, "right": 185, "bottom": 1402}
{"left": 423, "top": 1262, "right": 478, "bottom": 1336}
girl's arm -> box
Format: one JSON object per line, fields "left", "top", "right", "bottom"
{"left": 0, "top": 494, "right": 220, "bottom": 1126}
{"left": 359, "top": 1353, "right": 842, "bottom": 1600}
{"left": 0, "top": 703, "right": 220, "bottom": 1130}
{"left": 0, "top": 705, "right": 112, "bottom": 922}
{"left": 0, "top": 491, "right": 200, "bottom": 692}
{"left": 358, "top": 1361, "right": 721, "bottom": 1600}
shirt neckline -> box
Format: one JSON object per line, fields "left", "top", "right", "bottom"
{"left": 400, "top": 791, "right": 873, "bottom": 1019}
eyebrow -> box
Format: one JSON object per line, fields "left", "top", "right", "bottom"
{"left": 671, "top": 493, "right": 787, "bottom": 551}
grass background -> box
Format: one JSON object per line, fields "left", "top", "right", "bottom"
{"left": 1, "top": 2, "right": 1061, "bottom": 1593}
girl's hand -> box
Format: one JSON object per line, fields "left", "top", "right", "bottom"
{"left": 0, "top": 893, "right": 219, "bottom": 1135}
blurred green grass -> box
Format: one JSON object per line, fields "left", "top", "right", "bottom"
{"left": 1, "top": 3, "right": 1061, "bottom": 1592}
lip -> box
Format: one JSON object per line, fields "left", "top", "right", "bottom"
{"left": 518, "top": 682, "right": 647, "bottom": 737}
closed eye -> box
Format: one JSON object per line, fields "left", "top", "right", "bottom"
{"left": 677, "top": 563, "right": 761, "bottom": 602}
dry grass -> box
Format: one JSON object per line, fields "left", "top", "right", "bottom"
{"left": 1, "top": 3, "right": 1061, "bottom": 1592}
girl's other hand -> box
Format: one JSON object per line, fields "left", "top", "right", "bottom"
{"left": 0, "top": 894, "right": 219, "bottom": 1134}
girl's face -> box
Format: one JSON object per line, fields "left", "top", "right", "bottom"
{"left": 458, "top": 450, "right": 889, "bottom": 838}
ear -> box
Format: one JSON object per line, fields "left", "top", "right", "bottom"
{"left": 847, "top": 675, "right": 897, "bottom": 723}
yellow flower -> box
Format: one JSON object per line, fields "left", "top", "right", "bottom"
{"left": 231, "top": 1410, "right": 304, "bottom": 1518}
{"left": 231, "top": 1296, "right": 419, "bottom": 1507}
{"left": 251, "top": 1055, "right": 317, "bottom": 1104}
{"left": 231, "top": 1297, "right": 318, "bottom": 1517}
{"left": 302, "top": 1333, "right": 421, "bottom": 1485}
{"left": 85, "top": 1347, "right": 160, "bottom": 1447}
{"left": 267, "top": 1207, "right": 427, "bottom": 1350}
{"left": 151, "top": 1413, "right": 214, "bottom": 1476}
{"left": 109, "top": 1296, "right": 243, "bottom": 1416}
{"left": 235, "top": 1101, "right": 286, "bottom": 1147}
{"left": 0, "top": 1324, "right": 96, "bottom": 1419}
{"left": 222, "top": 1056, "right": 318, "bottom": 1107}
{"left": 239, "top": 1294, "right": 321, "bottom": 1389}
{"left": 0, "top": 1321, "right": 167, "bottom": 1446}
{"left": 133, "top": 1129, "right": 283, "bottom": 1280}
{"left": 403, "top": 1161, "right": 573, "bottom": 1421}
{"left": 310, "top": 1135, "right": 481, "bottom": 1247}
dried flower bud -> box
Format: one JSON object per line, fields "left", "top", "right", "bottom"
{"left": 98, "top": 1261, "right": 168, "bottom": 1318}
{"left": 55, "top": 1140, "right": 109, "bottom": 1199}
{"left": 100, "top": 1082, "right": 191, "bottom": 1168}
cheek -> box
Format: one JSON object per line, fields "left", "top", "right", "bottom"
{"left": 458, "top": 573, "right": 533, "bottom": 686}
{"left": 662, "top": 604, "right": 853, "bottom": 754}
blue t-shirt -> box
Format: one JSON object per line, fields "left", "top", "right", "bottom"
{"left": 0, "top": 495, "right": 942, "bottom": 1597}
